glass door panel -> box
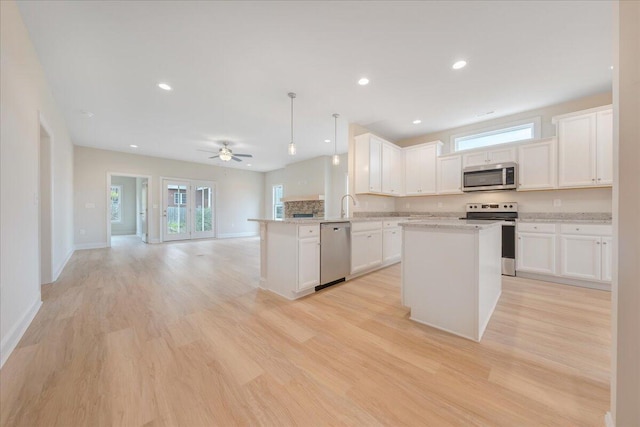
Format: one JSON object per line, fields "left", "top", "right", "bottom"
{"left": 163, "top": 180, "right": 190, "bottom": 241}
{"left": 192, "top": 181, "right": 215, "bottom": 239}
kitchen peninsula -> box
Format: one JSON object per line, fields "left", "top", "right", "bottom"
{"left": 401, "top": 219, "right": 503, "bottom": 341}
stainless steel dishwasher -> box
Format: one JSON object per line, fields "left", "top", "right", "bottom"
{"left": 318, "top": 222, "right": 351, "bottom": 290}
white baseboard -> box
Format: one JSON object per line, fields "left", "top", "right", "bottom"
{"left": 148, "top": 238, "right": 161, "bottom": 244}
{"left": 0, "top": 299, "right": 42, "bottom": 368}
{"left": 74, "top": 242, "right": 108, "bottom": 250}
{"left": 516, "top": 271, "right": 611, "bottom": 291}
{"left": 216, "top": 232, "right": 259, "bottom": 239}
{"left": 604, "top": 412, "right": 614, "bottom": 427}
{"left": 52, "top": 248, "right": 74, "bottom": 281}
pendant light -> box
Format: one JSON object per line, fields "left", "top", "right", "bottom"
{"left": 288, "top": 92, "right": 296, "bottom": 155}
{"left": 332, "top": 113, "right": 340, "bottom": 166}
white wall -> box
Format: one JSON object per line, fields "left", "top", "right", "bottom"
{"left": 611, "top": 1, "right": 640, "bottom": 425}
{"left": 110, "top": 176, "right": 136, "bottom": 235}
{"left": 74, "top": 146, "right": 264, "bottom": 246}
{"left": 1, "top": 0, "right": 75, "bottom": 367}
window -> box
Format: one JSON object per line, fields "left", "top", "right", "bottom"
{"left": 453, "top": 118, "right": 540, "bottom": 152}
{"left": 272, "top": 185, "right": 283, "bottom": 220}
{"left": 174, "top": 192, "right": 187, "bottom": 205}
{"left": 110, "top": 185, "right": 122, "bottom": 223}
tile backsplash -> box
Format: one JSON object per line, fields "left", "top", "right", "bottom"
{"left": 284, "top": 200, "right": 324, "bottom": 218}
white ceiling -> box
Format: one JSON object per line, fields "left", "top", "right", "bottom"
{"left": 17, "top": 1, "right": 612, "bottom": 172}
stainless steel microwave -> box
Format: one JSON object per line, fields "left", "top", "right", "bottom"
{"left": 462, "top": 162, "right": 517, "bottom": 192}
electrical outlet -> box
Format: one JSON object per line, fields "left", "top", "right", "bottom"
{"left": 553, "top": 199, "right": 561, "bottom": 207}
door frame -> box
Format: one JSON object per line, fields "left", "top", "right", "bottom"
{"left": 159, "top": 176, "right": 218, "bottom": 242}
{"left": 38, "top": 111, "right": 54, "bottom": 284}
{"left": 106, "top": 172, "right": 153, "bottom": 247}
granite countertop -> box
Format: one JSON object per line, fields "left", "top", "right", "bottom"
{"left": 248, "top": 216, "right": 408, "bottom": 224}
{"left": 517, "top": 218, "right": 612, "bottom": 224}
{"left": 400, "top": 219, "right": 507, "bottom": 230}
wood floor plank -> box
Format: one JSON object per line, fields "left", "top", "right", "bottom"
{"left": 0, "top": 235, "right": 611, "bottom": 426}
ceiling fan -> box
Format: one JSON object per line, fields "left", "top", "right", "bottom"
{"left": 199, "top": 142, "right": 253, "bottom": 162}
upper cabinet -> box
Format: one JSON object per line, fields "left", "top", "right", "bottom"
{"left": 436, "top": 154, "right": 463, "bottom": 194}
{"left": 554, "top": 106, "right": 613, "bottom": 188}
{"left": 382, "top": 143, "right": 402, "bottom": 195}
{"left": 404, "top": 141, "right": 442, "bottom": 196}
{"left": 462, "top": 146, "right": 516, "bottom": 168}
{"left": 355, "top": 133, "right": 402, "bottom": 196}
{"left": 517, "top": 138, "right": 557, "bottom": 191}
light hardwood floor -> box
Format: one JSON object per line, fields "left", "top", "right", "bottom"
{"left": 1, "top": 236, "right": 610, "bottom": 426}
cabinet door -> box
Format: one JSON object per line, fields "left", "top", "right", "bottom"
{"left": 558, "top": 113, "right": 597, "bottom": 188}
{"left": 601, "top": 236, "right": 613, "bottom": 282}
{"left": 596, "top": 109, "right": 613, "bottom": 185}
{"left": 517, "top": 139, "right": 557, "bottom": 190}
{"left": 437, "top": 155, "right": 462, "bottom": 194}
{"left": 351, "top": 232, "right": 370, "bottom": 274}
{"left": 298, "top": 237, "right": 320, "bottom": 290}
{"left": 560, "top": 235, "right": 601, "bottom": 281}
{"left": 368, "top": 230, "right": 383, "bottom": 267}
{"left": 462, "top": 151, "right": 488, "bottom": 168}
{"left": 383, "top": 228, "right": 401, "bottom": 262}
{"left": 405, "top": 144, "right": 438, "bottom": 195}
{"left": 382, "top": 143, "right": 401, "bottom": 195}
{"left": 517, "top": 233, "right": 557, "bottom": 275}
{"left": 488, "top": 147, "right": 517, "bottom": 164}
{"left": 369, "top": 137, "right": 382, "bottom": 193}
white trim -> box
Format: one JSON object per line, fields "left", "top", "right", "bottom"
{"left": 216, "top": 232, "right": 259, "bottom": 239}
{"left": 38, "top": 111, "right": 55, "bottom": 285}
{"left": 52, "top": 248, "right": 74, "bottom": 282}
{"left": 148, "top": 238, "right": 162, "bottom": 244}
{"left": 516, "top": 271, "right": 611, "bottom": 291}
{"left": 1, "top": 299, "right": 42, "bottom": 368}
{"left": 551, "top": 104, "right": 613, "bottom": 124}
{"left": 75, "top": 242, "right": 108, "bottom": 250}
{"left": 451, "top": 116, "right": 542, "bottom": 152}
{"left": 604, "top": 412, "right": 614, "bottom": 427}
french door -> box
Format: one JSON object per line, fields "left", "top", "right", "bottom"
{"left": 163, "top": 179, "right": 215, "bottom": 241}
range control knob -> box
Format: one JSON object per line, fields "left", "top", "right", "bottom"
{"left": 503, "top": 205, "right": 507, "bottom": 208}
{"left": 509, "top": 204, "right": 513, "bottom": 208}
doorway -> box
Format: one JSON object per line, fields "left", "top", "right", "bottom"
{"left": 106, "top": 173, "right": 152, "bottom": 247}
{"left": 39, "top": 118, "right": 53, "bottom": 285}
{"left": 162, "top": 178, "right": 216, "bottom": 242}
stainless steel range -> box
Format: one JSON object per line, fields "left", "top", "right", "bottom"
{"left": 463, "top": 203, "right": 518, "bottom": 276}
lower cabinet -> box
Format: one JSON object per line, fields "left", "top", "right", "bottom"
{"left": 517, "top": 232, "right": 557, "bottom": 275}
{"left": 559, "top": 235, "right": 602, "bottom": 281}
{"left": 601, "top": 236, "right": 613, "bottom": 282}
{"left": 297, "top": 226, "right": 320, "bottom": 291}
{"left": 382, "top": 221, "right": 402, "bottom": 263}
{"left": 351, "top": 222, "right": 383, "bottom": 274}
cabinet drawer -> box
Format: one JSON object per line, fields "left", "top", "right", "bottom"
{"left": 351, "top": 221, "right": 382, "bottom": 232}
{"left": 559, "top": 223, "right": 612, "bottom": 236}
{"left": 383, "top": 220, "right": 401, "bottom": 229}
{"left": 298, "top": 225, "right": 319, "bottom": 238}
{"left": 517, "top": 222, "right": 556, "bottom": 233}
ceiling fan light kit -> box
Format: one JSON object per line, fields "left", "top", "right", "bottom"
{"left": 201, "top": 142, "right": 253, "bottom": 163}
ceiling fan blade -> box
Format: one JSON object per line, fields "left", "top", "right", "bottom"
{"left": 234, "top": 154, "right": 253, "bottom": 158}
{"left": 231, "top": 156, "right": 242, "bottom": 162}
{"left": 198, "top": 149, "right": 219, "bottom": 154}
{"left": 209, "top": 155, "right": 220, "bottom": 159}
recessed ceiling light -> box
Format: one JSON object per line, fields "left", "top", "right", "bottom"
{"left": 158, "top": 83, "right": 172, "bottom": 91}
{"left": 324, "top": 139, "right": 331, "bottom": 143}
{"left": 247, "top": 163, "right": 252, "bottom": 167}
{"left": 452, "top": 60, "right": 467, "bottom": 70}
{"left": 412, "top": 119, "right": 422, "bottom": 124}
{"left": 610, "top": 65, "right": 614, "bottom": 70}
{"left": 129, "top": 144, "right": 138, "bottom": 148}
{"left": 358, "top": 77, "right": 369, "bottom": 86}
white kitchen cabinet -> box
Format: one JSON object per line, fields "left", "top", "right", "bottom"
{"left": 517, "top": 224, "right": 557, "bottom": 275}
{"left": 601, "top": 236, "right": 613, "bottom": 282}
{"left": 382, "top": 143, "right": 402, "bottom": 195}
{"left": 555, "top": 106, "right": 612, "bottom": 188}
{"left": 297, "top": 234, "right": 320, "bottom": 291}
{"left": 383, "top": 225, "right": 402, "bottom": 263}
{"left": 351, "top": 222, "right": 383, "bottom": 274}
{"left": 404, "top": 141, "right": 442, "bottom": 195}
{"left": 559, "top": 223, "right": 612, "bottom": 282}
{"left": 436, "top": 155, "right": 462, "bottom": 194}
{"left": 517, "top": 138, "right": 557, "bottom": 190}
{"left": 462, "top": 146, "right": 517, "bottom": 168}
{"left": 354, "top": 133, "right": 382, "bottom": 194}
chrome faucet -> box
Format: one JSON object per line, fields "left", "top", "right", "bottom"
{"left": 340, "top": 194, "right": 356, "bottom": 219}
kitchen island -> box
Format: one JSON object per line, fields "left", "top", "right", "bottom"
{"left": 401, "top": 219, "right": 504, "bottom": 341}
